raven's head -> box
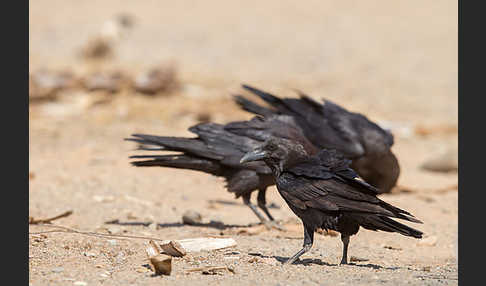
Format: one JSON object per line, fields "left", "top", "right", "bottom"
{"left": 240, "top": 137, "right": 308, "bottom": 176}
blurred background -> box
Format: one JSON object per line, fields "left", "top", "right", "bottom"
{"left": 29, "top": 0, "right": 457, "bottom": 122}
{"left": 29, "top": 0, "right": 458, "bottom": 284}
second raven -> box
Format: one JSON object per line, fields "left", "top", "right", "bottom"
{"left": 235, "top": 84, "right": 400, "bottom": 193}
{"left": 126, "top": 115, "right": 318, "bottom": 229}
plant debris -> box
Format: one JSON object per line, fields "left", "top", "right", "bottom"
{"left": 29, "top": 210, "right": 73, "bottom": 224}
{"left": 186, "top": 266, "right": 235, "bottom": 275}
{"left": 146, "top": 240, "right": 172, "bottom": 275}
{"left": 414, "top": 124, "right": 458, "bottom": 137}
{"left": 159, "top": 237, "right": 237, "bottom": 254}
{"left": 160, "top": 240, "right": 187, "bottom": 257}
{"left": 133, "top": 65, "right": 179, "bottom": 95}
{"left": 316, "top": 229, "right": 339, "bottom": 237}
{"left": 381, "top": 244, "right": 403, "bottom": 251}
{"left": 350, "top": 256, "right": 369, "bottom": 262}
{"left": 30, "top": 70, "right": 77, "bottom": 101}
{"left": 82, "top": 71, "right": 125, "bottom": 93}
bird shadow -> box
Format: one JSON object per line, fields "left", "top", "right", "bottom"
{"left": 248, "top": 253, "right": 336, "bottom": 266}
{"left": 207, "top": 199, "right": 240, "bottom": 206}
{"left": 104, "top": 219, "right": 261, "bottom": 230}
{"left": 249, "top": 253, "right": 392, "bottom": 269}
{"left": 208, "top": 199, "right": 280, "bottom": 209}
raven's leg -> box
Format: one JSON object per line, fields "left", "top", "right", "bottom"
{"left": 242, "top": 193, "right": 270, "bottom": 228}
{"left": 257, "top": 188, "right": 286, "bottom": 231}
{"left": 257, "top": 188, "right": 274, "bottom": 221}
{"left": 340, "top": 234, "right": 350, "bottom": 265}
{"left": 284, "top": 223, "right": 315, "bottom": 265}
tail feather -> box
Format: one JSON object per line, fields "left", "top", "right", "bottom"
{"left": 241, "top": 84, "right": 321, "bottom": 121}
{"left": 126, "top": 134, "right": 223, "bottom": 160}
{"left": 224, "top": 116, "right": 271, "bottom": 142}
{"left": 129, "top": 154, "right": 223, "bottom": 175}
{"left": 357, "top": 214, "right": 423, "bottom": 238}
{"left": 380, "top": 201, "right": 423, "bottom": 224}
{"left": 233, "top": 95, "right": 276, "bottom": 117}
{"left": 187, "top": 122, "right": 254, "bottom": 154}
{"left": 241, "top": 84, "right": 284, "bottom": 106}
{"left": 241, "top": 84, "right": 297, "bottom": 115}
{"left": 292, "top": 89, "right": 325, "bottom": 112}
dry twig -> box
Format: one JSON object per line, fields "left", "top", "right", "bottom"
{"left": 29, "top": 210, "right": 73, "bottom": 224}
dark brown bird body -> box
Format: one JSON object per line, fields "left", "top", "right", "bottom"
{"left": 240, "top": 138, "right": 422, "bottom": 264}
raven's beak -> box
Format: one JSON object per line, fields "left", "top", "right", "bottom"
{"left": 240, "top": 150, "right": 267, "bottom": 163}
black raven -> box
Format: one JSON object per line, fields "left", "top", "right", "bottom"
{"left": 235, "top": 84, "right": 399, "bottom": 194}
{"left": 126, "top": 115, "right": 318, "bottom": 229}
{"left": 240, "top": 137, "right": 422, "bottom": 265}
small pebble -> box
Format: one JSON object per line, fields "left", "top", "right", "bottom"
{"left": 381, "top": 244, "right": 402, "bottom": 250}
{"left": 350, "top": 256, "right": 369, "bottom": 262}
{"left": 107, "top": 239, "right": 118, "bottom": 246}
{"left": 52, "top": 267, "right": 64, "bottom": 273}
{"left": 133, "top": 66, "right": 178, "bottom": 95}
{"left": 148, "top": 223, "right": 159, "bottom": 230}
{"left": 421, "top": 147, "right": 458, "bottom": 173}
{"left": 225, "top": 251, "right": 240, "bottom": 255}
{"left": 417, "top": 236, "right": 438, "bottom": 247}
{"left": 248, "top": 257, "right": 260, "bottom": 263}
{"left": 92, "top": 195, "right": 115, "bottom": 203}
{"left": 83, "top": 251, "right": 98, "bottom": 257}
{"left": 182, "top": 210, "right": 202, "bottom": 225}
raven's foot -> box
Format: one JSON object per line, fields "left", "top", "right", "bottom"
{"left": 284, "top": 257, "right": 300, "bottom": 265}
{"left": 284, "top": 244, "right": 312, "bottom": 265}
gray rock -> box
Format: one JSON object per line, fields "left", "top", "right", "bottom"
{"left": 182, "top": 210, "right": 202, "bottom": 225}
{"left": 421, "top": 146, "right": 458, "bottom": 173}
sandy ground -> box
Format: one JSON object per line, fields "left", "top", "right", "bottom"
{"left": 29, "top": 1, "right": 458, "bottom": 285}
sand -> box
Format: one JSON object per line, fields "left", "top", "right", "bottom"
{"left": 29, "top": 1, "right": 458, "bottom": 285}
